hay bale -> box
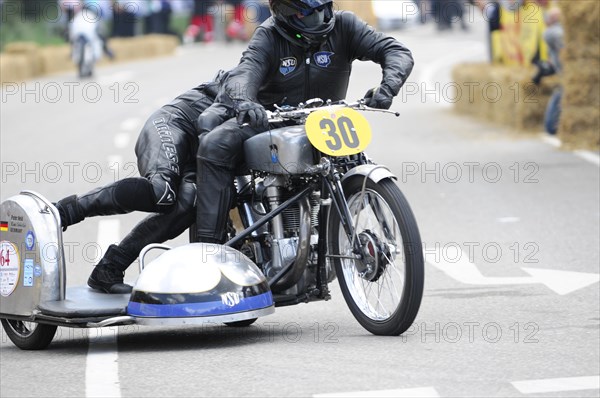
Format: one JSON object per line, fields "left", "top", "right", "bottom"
{"left": 562, "top": 59, "right": 600, "bottom": 107}
{"left": 562, "top": 40, "right": 600, "bottom": 61}
{"left": 557, "top": 0, "right": 600, "bottom": 149}
{"left": 3, "top": 42, "right": 44, "bottom": 77}
{"left": 452, "top": 63, "right": 559, "bottom": 132}
{"left": 0, "top": 54, "right": 34, "bottom": 84}
{"left": 147, "top": 34, "right": 179, "bottom": 56}
{"left": 487, "top": 66, "right": 517, "bottom": 126}
{"left": 558, "top": 105, "right": 600, "bottom": 149}
{"left": 559, "top": 1, "right": 599, "bottom": 44}
{"left": 452, "top": 63, "right": 482, "bottom": 115}
{"left": 514, "top": 74, "right": 558, "bottom": 131}
{"left": 38, "top": 45, "right": 74, "bottom": 75}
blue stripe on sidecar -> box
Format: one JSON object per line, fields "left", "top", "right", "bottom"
{"left": 126, "top": 291, "right": 273, "bottom": 317}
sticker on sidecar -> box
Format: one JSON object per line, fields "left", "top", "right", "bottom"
{"left": 25, "top": 230, "right": 35, "bottom": 251}
{"left": 23, "top": 259, "right": 34, "bottom": 287}
{"left": 0, "top": 241, "right": 21, "bottom": 297}
{"left": 305, "top": 108, "right": 372, "bottom": 156}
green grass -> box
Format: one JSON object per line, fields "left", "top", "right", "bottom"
{"left": 0, "top": 19, "right": 66, "bottom": 51}
{"left": 1, "top": 16, "right": 191, "bottom": 51}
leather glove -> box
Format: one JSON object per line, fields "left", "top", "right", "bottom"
{"left": 364, "top": 84, "right": 394, "bottom": 110}
{"left": 236, "top": 101, "right": 269, "bottom": 129}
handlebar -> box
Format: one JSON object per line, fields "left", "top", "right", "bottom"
{"left": 266, "top": 99, "right": 400, "bottom": 123}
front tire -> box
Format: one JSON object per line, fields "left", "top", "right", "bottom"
{"left": 328, "top": 177, "right": 424, "bottom": 336}
{"left": 1, "top": 319, "right": 57, "bottom": 350}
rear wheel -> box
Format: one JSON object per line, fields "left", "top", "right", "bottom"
{"left": 1, "top": 319, "right": 57, "bottom": 350}
{"left": 328, "top": 177, "right": 424, "bottom": 336}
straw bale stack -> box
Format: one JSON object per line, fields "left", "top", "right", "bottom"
{"left": 38, "top": 45, "right": 74, "bottom": 75}
{"left": 0, "top": 53, "right": 35, "bottom": 83}
{"left": 557, "top": 1, "right": 600, "bottom": 149}
{"left": 3, "top": 42, "right": 44, "bottom": 77}
{"left": 452, "top": 63, "right": 558, "bottom": 131}
{"left": 0, "top": 35, "right": 179, "bottom": 84}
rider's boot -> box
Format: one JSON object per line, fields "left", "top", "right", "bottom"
{"left": 54, "top": 186, "right": 118, "bottom": 231}
{"left": 54, "top": 194, "right": 84, "bottom": 231}
{"left": 88, "top": 244, "right": 134, "bottom": 294}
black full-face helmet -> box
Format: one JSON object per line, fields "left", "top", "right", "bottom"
{"left": 269, "top": 0, "right": 335, "bottom": 47}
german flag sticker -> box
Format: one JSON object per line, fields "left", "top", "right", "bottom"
{"left": 0, "top": 221, "right": 8, "bottom": 232}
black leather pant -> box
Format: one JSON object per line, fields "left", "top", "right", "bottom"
{"left": 71, "top": 106, "right": 200, "bottom": 268}
{"left": 195, "top": 117, "right": 263, "bottom": 242}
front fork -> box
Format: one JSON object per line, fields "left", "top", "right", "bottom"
{"left": 316, "top": 170, "right": 364, "bottom": 299}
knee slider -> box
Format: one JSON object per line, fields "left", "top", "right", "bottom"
{"left": 149, "top": 174, "right": 177, "bottom": 206}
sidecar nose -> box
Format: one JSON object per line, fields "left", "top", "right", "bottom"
{"left": 127, "top": 243, "right": 273, "bottom": 320}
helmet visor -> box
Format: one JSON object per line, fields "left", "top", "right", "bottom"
{"left": 299, "top": 4, "right": 326, "bottom": 16}
{"left": 275, "top": 0, "right": 332, "bottom": 17}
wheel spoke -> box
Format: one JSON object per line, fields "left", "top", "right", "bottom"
{"left": 337, "top": 188, "right": 409, "bottom": 321}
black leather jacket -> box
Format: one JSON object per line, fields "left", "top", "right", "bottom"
{"left": 197, "top": 11, "right": 414, "bottom": 130}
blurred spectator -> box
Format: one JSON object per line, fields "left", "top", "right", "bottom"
{"left": 539, "top": 7, "right": 563, "bottom": 135}
{"left": 144, "top": 0, "right": 176, "bottom": 35}
{"left": 225, "top": 0, "right": 247, "bottom": 41}
{"left": 112, "top": 0, "right": 137, "bottom": 37}
{"left": 476, "top": 0, "right": 501, "bottom": 61}
{"left": 184, "top": 0, "right": 216, "bottom": 43}
{"left": 244, "top": 0, "right": 270, "bottom": 25}
{"left": 59, "top": 0, "right": 80, "bottom": 40}
{"left": 435, "top": 0, "right": 469, "bottom": 31}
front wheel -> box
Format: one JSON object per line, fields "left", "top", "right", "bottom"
{"left": 1, "top": 319, "right": 57, "bottom": 350}
{"left": 328, "top": 177, "right": 424, "bottom": 336}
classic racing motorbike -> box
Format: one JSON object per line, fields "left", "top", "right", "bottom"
{"left": 0, "top": 99, "right": 424, "bottom": 349}
{"left": 69, "top": 9, "right": 103, "bottom": 78}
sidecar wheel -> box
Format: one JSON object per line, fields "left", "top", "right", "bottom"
{"left": 224, "top": 318, "right": 257, "bottom": 327}
{"left": 1, "top": 319, "right": 57, "bottom": 350}
{"left": 328, "top": 178, "right": 424, "bottom": 336}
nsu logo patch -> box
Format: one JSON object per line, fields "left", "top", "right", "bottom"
{"left": 314, "top": 51, "right": 334, "bottom": 68}
{"left": 280, "top": 57, "right": 297, "bottom": 75}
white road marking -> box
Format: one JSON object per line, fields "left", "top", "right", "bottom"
{"left": 86, "top": 327, "right": 121, "bottom": 398}
{"left": 574, "top": 150, "right": 600, "bottom": 167}
{"left": 86, "top": 219, "right": 121, "bottom": 398}
{"left": 511, "top": 375, "right": 600, "bottom": 394}
{"left": 114, "top": 133, "right": 131, "bottom": 149}
{"left": 313, "top": 387, "right": 440, "bottom": 398}
{"left": 541, "top": 134, "right": 562, "bottom": 148}
{"left": 119, "top": 117, "right": 141, "bottom": 132}
{"left": 539, "top": 134, "right": 600, "bottom": 166}
{"left": 521, "top": 268, "right": 600, "bottom": 296}
{"left": 427, "top": 247, "right": 600, "bottom": 295}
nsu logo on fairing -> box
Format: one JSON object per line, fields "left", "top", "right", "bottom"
{"left": 221, "top": 292, "right": 241, "bottom": 307}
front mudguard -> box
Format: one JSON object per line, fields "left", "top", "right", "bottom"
{"left": 341, "top": 164, "right": 397, "bottom": 184}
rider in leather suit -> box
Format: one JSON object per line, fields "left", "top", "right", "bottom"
{"left": 194, "top": 0, "right": 414, "bottom": 243}
{"left": 55, "top": 72, "right": 226, "bottom": 293}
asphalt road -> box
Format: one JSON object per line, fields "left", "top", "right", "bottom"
{"left": 1, "top": 15, "right": 599, "bottom": 398}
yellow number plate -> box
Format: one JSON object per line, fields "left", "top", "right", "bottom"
{"left": 305, "top": 108, "right": 372, "bottom": 156}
